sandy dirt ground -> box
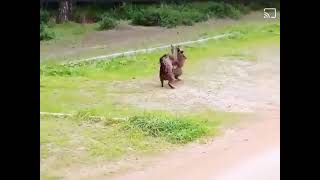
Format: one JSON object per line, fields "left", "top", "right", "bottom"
{"left": 60, "top": 45, "right": 280, "bottom": 180}
{"left": 105, "top": 46, "right": 280, "bottom": 180}
{"left": 108, "top": 46, "right": 280, "bottom": 113}
{"left": 109, "top": 111, "right": 279, "bottom": 180}
{"left": 40, "top": 12, "right": 269, "bottom": 62}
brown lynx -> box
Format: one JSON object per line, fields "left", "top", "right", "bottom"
{"left": 159, "top": 45, "right": 187, "bottom": 89}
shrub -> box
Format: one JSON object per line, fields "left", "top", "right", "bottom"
{"left": 40, "top": 9, "right": 50, "bottom": 24}
{"left": 131, "top": 7, "right": 202, "bottom": 28}
{"left": 203, "top": 2, "right": 240, "bottom": 18}
{"left": 132, "top": 8, "right": 161, "bottom": 26}
{"left": 181, "top": 18, "right": 194, "bottom": 26}
{"left": 97, "top": 15, "right": 118, "bottom": 30}
{"left": 112, "top": 4, "right": 145, "bottom": 20}
{"left": 47, "top": 17, "right": 56, "bottom": 28}
{"left": 40, "top": 23, "right": 55, "bottom": 41}
{"left": 185, "top": 11, "right": 208, "bottom": 23}
{"left": 72, "top": 5, "right": 109, "bottom": 23}
{"left": 233, "top": 4, "right": 251, "bottom": 14}
{"left": 159, "top": 9, "right": 182, "bottom": 28}
{"left": 131, "top": 2, "right": 244, "bottom": 28}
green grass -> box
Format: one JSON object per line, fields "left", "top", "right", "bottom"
{"left": 40, "top": 21, "right": 279, "bottom": 179}
{"left": 40, "top": 22, "right": 279, "bottom": 79}
{"left": 125, "top": 115, "right": 208, "bottom": 144}
{"left": 41, "top": 22, "right": 98, "bottom": 45}
{"left": 40, "top": 22, "right": 279, "bottom": 115}
{"left": 40, "top": 111, "right": 239, "bottom": 179}
{"left": 40, "top": 13, "right": 278, "bottom": 62}
{"left": 40, "top": 22, "right": 98, "bottom": 62}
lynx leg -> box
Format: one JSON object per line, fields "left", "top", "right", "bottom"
{"left": 175, "top": 75, "right": 182, "bottom": 81}
{"left": 168, "top": 81, "right": 175, "bottom": 89}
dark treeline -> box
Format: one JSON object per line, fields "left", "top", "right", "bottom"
{"left": 40, "top": 0, "right": 279, "bottom": 40}
{"left": 41, "top": 0, "right": 280, "bottom": 8}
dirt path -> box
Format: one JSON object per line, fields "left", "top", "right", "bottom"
{"left": 40, "top": 12, "right": 269, "bottom": 62}
{"left": 109, "top": 111, "right": 279, "bottom": 180}
{"left": 108, "top": 46, "right": 280, "bottom": 113}
{"left": 60, "top": 45, "right": 279, "bottom": 180}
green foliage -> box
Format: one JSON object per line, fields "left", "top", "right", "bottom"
{"left": 72, "top": 5, "right": 109, "bottom": 23}
{"left": 40, "top": 9, "right": 55, "bottom": 41}
{"left": 40, "top": 63, "right": 82, "bottom": 76}
{"left": 131, "top": 2, "right": 244, "bottom": 28}
{"left": 40, "top": 0, "right": 280, "bottom": 32}
{"left": 199, "top": 2, "right": 241, "bottom": 18}
{"left": 97, "top": 15, "right": 118, "bottom": 30}
{"left": 40, "top": 9, "right": 50, "bottom": 24}
{"left": 40, "top": 23, "right": 55, "bottom": 41}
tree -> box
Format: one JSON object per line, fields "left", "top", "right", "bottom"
{"left": 57, "top": 0, "right": 75, "bottom": 23}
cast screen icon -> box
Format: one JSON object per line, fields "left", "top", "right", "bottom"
{"left": 264, "top": 8, "right": 277, "bottom": 19}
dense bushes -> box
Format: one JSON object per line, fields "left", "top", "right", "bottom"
{"left": 40, "top": 9, "right": 50, "bottom": 24}
{"left": 72, "top": 5, "right": 108, "bottom": 23}
{"left": 40, "top": 0, "right": 279, "bottom": 32}
{"left": 40, "top": 10, "right": 55, "bottom": 41}
{"left": 40, "top": 23, "right": 55, "bottom": 41}
{"left": 97, "top": 15, "right": 118, "bottom": 30}
{"left": 131, "top": 2, "right": 244, "bottom": 28}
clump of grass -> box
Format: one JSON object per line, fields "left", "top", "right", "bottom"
{"left": 73, "top": 109, "right": 102, "bottom": 124}
{"left": 40, "top": 110, "right": 239, "bottom": 179}
{"left": 124, "top": 115, "right": 209, "bottom": 144}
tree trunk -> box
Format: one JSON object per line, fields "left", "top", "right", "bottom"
{"left": 57, "top": 0, "right": 73, "bottom": 23}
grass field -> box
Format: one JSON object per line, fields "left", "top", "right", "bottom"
{"left": 40, "top": 21, "right": 279, "bottom": 179}
{"left": 41, "top": 111, "right": 240, "bottom": 179}
{"left": 40, "top": 22, "right": 279, "bottom": 115}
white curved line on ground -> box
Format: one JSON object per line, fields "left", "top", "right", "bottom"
{"left": 42, "top": 33, "right": 238, "bottom": 119}
{"left": 66, "top": 33, "right": 237, "bottom": 65}
{"left": 40, "top": 111, "right": 128, "bottom": 120}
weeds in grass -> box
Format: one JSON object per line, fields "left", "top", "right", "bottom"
{"left": 124, "top": 115, "right": 209, "bottom": 144}
{"left": 40, "top": 110, "right": 236, "bottom": 179}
